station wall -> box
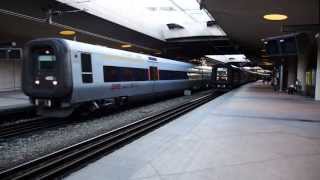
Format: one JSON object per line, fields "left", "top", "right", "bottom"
{"left": 0, "top": 60, "right": 21, "bottom": 92}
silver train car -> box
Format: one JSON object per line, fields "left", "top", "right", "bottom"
{"left": 22, "top": 38, "right": 212, "bottom": 117}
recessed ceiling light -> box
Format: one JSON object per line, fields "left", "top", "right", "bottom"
{"left": 121, "top": 44, "right": 132, "bottom": 48}
{"left": 262, "top": 62, "right": 273, "bottom": 66}
{"left": 59, "top": 30, "right": 76, "bottom": 36}
{"left": 263, "top": 14, "right": 288, "bottom": 21}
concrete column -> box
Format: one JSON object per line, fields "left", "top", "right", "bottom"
{"left": 296, "top": 35, "right": 312, "bottom": 95}
{"left": 287, "top": 58, "right": 297, "bottom": 88}
{"left": 297, "top": 52, "right": 308, "bottom": 94}
{"left": 280, "top": 64, "right": 284, "bottom": 91}
{"left": 315, "top": 35, "right": 320, "bottom": 100}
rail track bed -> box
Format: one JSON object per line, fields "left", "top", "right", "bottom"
{"left": 0, "top": 92, "right": 218, "bottom": 180}
{"left": 0, "top": 117, "right": 59, "bottom": 139}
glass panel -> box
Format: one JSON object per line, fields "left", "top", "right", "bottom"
{"left": 104, "top": 66, "right": 148, "bottom": 82}
{"left": 149, "top": 67, "right": 158, "bottom": 80}
{"left": 38, "top": 55, "right": 56, "bottom": 70}
{"left": 160, "top": 70, "right": 188, "bottom": 80}
{"left": 81, "top": 53, "right": 92, "bottom": 73}
{"left": 8, "top": 49, "right": 21, "bottom": 59}
{"left": 82, "top": 74, "right": 93, "bottom": 83}
{"left": 216, "top": 67, "right": 228, "bottom": 81}
{"left": 0, "top": 50, "right": 7, "bottom": 59}
{"left": 32, "top": 47, "right": 56, "bottom": 71}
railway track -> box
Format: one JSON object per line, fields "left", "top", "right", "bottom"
{"left": 0, "top": 91, "right": 213, "bottom": 139}
{"left": 0, "top": 117, "right": 60, "bottom": 139}
{"left": 0, "top": 92, "right": 218, "bottom": 180}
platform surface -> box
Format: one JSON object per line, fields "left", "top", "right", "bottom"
{"left": 67, "top": 82, "right": 320, "bottom": 180}
{"left": 0, "top": 90, "right": 32, "bottom": 115}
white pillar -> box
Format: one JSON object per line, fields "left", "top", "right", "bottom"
{"left": 315, "top": 34, "right": 320, "bottom": 100}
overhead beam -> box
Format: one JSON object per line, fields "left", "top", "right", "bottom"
{"left": 166, "top": 36, "right": 230, "bottom": 43}
{"left": 282, "top": 24, "right": 320, "bottom": 33}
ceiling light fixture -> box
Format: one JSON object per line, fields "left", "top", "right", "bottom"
{"left": 263, "top": 14, "right": 288, "bottom": 21}
{"left": 121, "top": 44, "right": 132, "bottom": 48}
{"left": 59, "top": 30, "right": 76, "bottom": 36}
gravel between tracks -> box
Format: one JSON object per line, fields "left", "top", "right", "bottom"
{"left": 0, "top": 91, "right": 211, "bottom": 170}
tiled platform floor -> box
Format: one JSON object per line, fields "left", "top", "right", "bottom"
{"left": 66, "top": 82, "right": 320, "bottom": 180}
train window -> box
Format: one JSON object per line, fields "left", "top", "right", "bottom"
{"left": 38, "top": 55, "right": 56, "bottom": 70}
{"left": 104, "top": 66, "right": 120, "bottom": 82}
{"left": 32, "top": 47, "right": 56, "bottom": 71}
{"left": 82, "top": 73, "right": 93, "bottom": 83}
{"left": 149, "top": 67, "right": 158, "bottom": 80}
{"left": 187, "top": 72, "right": 201, "bottom": 80}
{"left": 0, "top": 49, "right": 6, "bottom": 59}
{"left": 8, "top": 49, "right": 21, "bottom": 59}
{"left": 217, "top": 68, "right": 227, "bottom": 76}
{"left": 103, "top": 66, "right": 148, "bottom": 82}
{"left": 216, "top": 67, "right": 228, "bottom": 81}
{"left": 81, "top": 53, "right": 93, "bottom": 83}
{"left": 81, "top": 53, "right": 92, "bottom": 73}
{"left": 132, "top": 68, "right": 148, "bottom": 81}
{"left": 160, "top": 70, "right": 188, "bottom": 80}
{"left": 122, "top": 67, "right": 134, "bottom": 81}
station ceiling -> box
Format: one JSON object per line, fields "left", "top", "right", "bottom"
{"left": 0, "top": 0, "right": 165, "bottom": 54}
{"left": 0, "top": 0, "right": 318, "bottom": 62}
{"left": 205, "top": 0, "right": 319, "bottom": 55}
{"left": 0, "top": 0, "right": 238, "bottom": 61}
{"left": 56, "top": 0, "right": 226, "bottom": 40}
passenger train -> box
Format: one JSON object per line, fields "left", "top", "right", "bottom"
{"left": 211, "top": 63, "right": 257, "bottom": 92}
{"left": 22, "top": 38, "right": 212, "bottom": 117}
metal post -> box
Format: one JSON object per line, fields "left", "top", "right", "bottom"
{"left": 315, "top": 33, "right": 320, "bottom": 100}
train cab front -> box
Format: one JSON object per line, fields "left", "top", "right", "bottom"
{"left": 213, "top": 66, "right": 231, "bottom": 91}
{"left": 22, "top": 39, "right": 73, "bottom": 115}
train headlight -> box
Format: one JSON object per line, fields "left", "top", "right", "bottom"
{"left": 52, "top": 81, "right": 58, "bottom": 86}
{"left": 35, "top": 80, "right": 40, "bottom": 85}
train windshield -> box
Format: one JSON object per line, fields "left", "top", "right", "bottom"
{"left": 32, "top": 47, "right": 56, "bottom": 71}
{"left": 217, "top": 68, "right": 228, "bottom": 76}
{"left": 217, "top": 67, "right": 228, "bottom": 81}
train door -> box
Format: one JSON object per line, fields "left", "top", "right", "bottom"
{"left": 80, "top": 53, "right": 93, "bottom": 84}
{"left": 149, "top": 66, "right": 158, "bottom": 93}
{"left": 77, "top": 52, "right": 95, "bottom": 101}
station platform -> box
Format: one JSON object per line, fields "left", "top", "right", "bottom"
{"left": 67, "top": 81, "right": 320, "bottom": 180}
{"left": 0, "top": 90, "right": 32, "bottom": 116}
